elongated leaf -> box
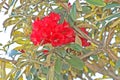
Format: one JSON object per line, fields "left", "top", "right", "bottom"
{"left": 91, "top": 55, "right": 98, "bottom": 61}
{"left": 75, "top": 0, "right": 82, "bottom": 11}
{"left": 41, "top": 65, "right": 49, "bottom": 74}
{"left": 8, "top": 0, "right": 15, "bottom": 7}
{"left": 105, "top": 13, "right": 120, "bottom": 20}
{"left": 58, "top": 49, "right": 67, "bottom": 57}
{"left": 12, "top": 30, "right": 24, "bottom": 37}
{"left": 68, "top": 43, "right": 83, "bottom": 52}
{"left": 55, "top": 57, "right": 62, "bottom": 74}
{"left": 30, "top": 67, "right": 37, "bottom": 75}
{"left": 0, "top": 43, "right": 2, "bottom": 46}
{"left": 3, "top": 16, "right": 21, "bottom": 28}
{"left": 101, "top": 13, "right": 120, "bottom": 27}
{"left": 70, "top": 3, "right": 76, "bottom": 21}
{"left": 75, "top": 35, "right": 82, "bottom": 46}
{"left": 34, "top": 76, "right": 41, "bottom": 80}
{"left": 104, "top": 3, "right": 120, "bottom": 10}
{"left": 14, "top": 38, "right": 30, "bottom": 45}
{"left": 47, "top": 66, "right": 54, "bottom": 80}
{"left": 86, "top": 0, "right": 106, "bottom": 7}
{"left": 66, "top": 55, "right": 84, "bottom": 70}
{"left": 115, "top": 36, "right": 120, "bottom": 43}
{"left": 14, "top": 70, "right": 22, "bottom": 80}
{"left": 82, "top": 6, "right": 91, "bottom": 14}
{"left": 68, "top": 15, "right": 74, "bottom": 27}
{"left": 55, "top": 73, "right": 63, "bottom": 80}
{"left": 26, "top": 74, "right": 33, "bottom": 80}
{"left": 116, "top": 59, "right": 120, "bottom": 69}
{"left": 6, "top": 62, "right": 13, "bottom": 69}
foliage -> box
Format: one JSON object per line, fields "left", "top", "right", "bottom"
{"left": 0, "top": 0, "right": 120, "bottom": 80}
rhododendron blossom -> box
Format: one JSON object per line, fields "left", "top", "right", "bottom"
{"left": 43, "top": 50, "right": 49, "bottom": 55}
{"left": 79, "top": 27, "right": 91, "bottom": 47}
{"left": 30, "top": 12, "right": 75, "bottom": 47}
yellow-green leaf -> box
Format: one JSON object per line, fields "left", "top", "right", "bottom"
{"left": 75, "top": 0, "right": 82, "bottom": 11}
{"left": 86, "top": 0, "right": 106, "bottom": 7}
{"left": 66, "top": 55, "right": 84, "bottom": 70}
{"left": 3, "top": 17, "right": 21, "bottom": 28}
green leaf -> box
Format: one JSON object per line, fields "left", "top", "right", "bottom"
{"left": 47, "top": 66, "right": 54, "bottom": 80}
{"left": 26, "top": 74, "right": 33, "bottom": 80}
{"left": 41, "top": 65, "right": 49, "bottom": 74}
{"left": 55, "top": 57, "right": 62, "bottom": 74}
{"left": 30, "top": 66, "right": 37, "bottom": 75}
{"left": 82, "top": 6, "right": 91, "bottom": 14}
{"left": 104, "top": 3, "right": 120, "bottom": 10}
{"left": 8, "top": 0, "right": 15, "bottom": 7}
{"left": 63, "top": 74, "right": 68, "bottom": 80}
{"left": 0, "top": 43, "right": 2, "bottom": 46}
{"left": 105, "top": 13, "right": 120, "bottom": 20}
{"left": 86, "top": 0, "right": 106, "bottom": 7}
{"left": 68, "top": 43, "right": 83, "bottom": 52}
{"left": 12, "top": 30, "right": 24, "bottom": 37}
{"left": 62, "top": 63, "right": 69, "bottom": 71}
{"left": 3, "top": 16, "right": 21, "bottom": 28}
{"left": 75, "top": 0, "right": 82, "bottom": 11}
{"left": 68, "top": 15, "right": 74, "bottom": 27}
{"left": 70, "top": 3, "right": 76, "bottom": 21}
{"left": 101, "top": 13, "right": 120, "bottom": 27}
{"left": 55, "top": 73, "right": 63, "bottom": 80}
{"left": 115, "top": 59, "right": 120, "bottom": 69}
{"left": 66, "top": 55, "right": 84, "bottom": 70}
{"left": 14, "top": 70, "right": 22, "bottom": 80}
{"left": 91, "top": 55, "right": 98, "bottom": 61}
{"left": 59, "top": 49, "right": 67, "bottom": 57}
{"left": 34, "top": 76, "right": 41, "bottom": 80}
{"left": 14, "top": 37, "right": 30, "bottom": 45}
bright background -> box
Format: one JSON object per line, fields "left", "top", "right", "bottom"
{"left": 0, "top": 0, "right": 113, "bottom": 80}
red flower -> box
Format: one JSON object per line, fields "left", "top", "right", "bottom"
{"left": 49, "top": 12, "right": 60, "bottom": 22}
{"left": 62, "top": 20, "right": 70, "bottom": 28}
{"left": 30, "top": 32, "right": 41, "bottom": 45}
{"left": 68, "top": 2, "right": 72, "bottom": 9}
{"left": 104, "top": 0, "right": 110, "bottom": 3}
{"left": 19, "top": 49, "right": 25, "bottom": 53}
{"left": 43, "top": 50, "right": 49, "bottom": 55}
{"left": 80, "top": 37, "right": 91, "bottom": 47}
{"left": 80, "top": 27, "right": 88, "bottom": 35}
{"left": 61, "top": 27, "right": 75, "bottom": 44}
{"left": 79, "top": 27, "right": 91, "bottom": 47}
{"left": 51, "top": 33, "right": 65, "bottom": 47}
{"left": 32, "top": 18, "right": 43, "bottom": 31}
{"left": 30, "top": 12, "right": 75, "bottom": 47}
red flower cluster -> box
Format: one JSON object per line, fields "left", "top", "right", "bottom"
{"left": 43, "top": 50, "right": 49, "bottom": 55}
{"left": 30, "top": 12, "right": 75, "bottom": 47}
{"left": 79, "top": 27, "right": 91, "bottom": 47}
{"left": 68, "top": 2, "right": 72, "bottom": 8}
{"left": 19, "top": 49, "right": 25, "bottom": 53}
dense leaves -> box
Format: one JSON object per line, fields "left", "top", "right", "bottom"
{"left": 0, "top": 0, "right": 120, "bottom": 80}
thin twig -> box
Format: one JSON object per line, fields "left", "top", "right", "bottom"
{"left": 102, "top": 47, "right": 118, "bottom": 61}
{"left": 73, "top": 26, "right": 100, "bottom": 45}
{"left": 105, "top": 28, "right": 115, "bottom": 47}
{"left": 0, "top": 57, "right": 16, "bottom": 64}
{"left": 80, "top": 49, "right": 100, "bottom": 60}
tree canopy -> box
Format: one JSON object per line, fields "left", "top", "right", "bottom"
{"left": 0, "top": 0, "right": 120, "bottom": 80}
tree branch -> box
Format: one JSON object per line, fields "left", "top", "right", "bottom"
{"left": 73, "top": 26, "right": 100, "bottom": 45}
{"left": 80, "top": 49, "right": 100, "bottom": 60}
{"left": 0, "top": 57, "right": 16, "bottom": 64}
